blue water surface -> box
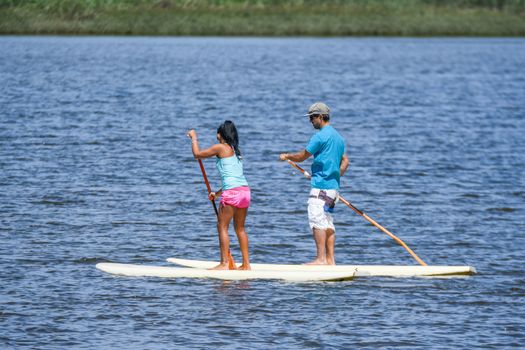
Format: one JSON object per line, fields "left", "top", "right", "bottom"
{"left": 1, "top": 37, "right": 524, "bottom": 349}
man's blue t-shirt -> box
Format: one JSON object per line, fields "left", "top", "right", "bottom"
{"left": 305, "top": 125, "right": 345, "bottom": 190}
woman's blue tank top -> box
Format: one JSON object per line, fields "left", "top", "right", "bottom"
{"left": 216, "top": 155, "right": 249, "bottom": 190}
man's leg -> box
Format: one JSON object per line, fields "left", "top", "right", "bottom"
{"left": 305, "top": 227, "right": 327, "bottom": 265}
{"left": 325, "top": 228, "right": 336, "bottom": 265}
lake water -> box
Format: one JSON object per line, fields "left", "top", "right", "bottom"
{"left": 1, "top": 36, "right": 524, "bottom": 349}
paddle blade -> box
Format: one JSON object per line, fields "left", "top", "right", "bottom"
{"left": 228, "top": 251, "right": 235, "bottom": 270}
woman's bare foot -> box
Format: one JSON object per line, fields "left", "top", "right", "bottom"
{"left": 237, "top": 264, "right": 251, "bottom": 270}
{"left": 209, "top": 263, "right": 230, "bottom": 270}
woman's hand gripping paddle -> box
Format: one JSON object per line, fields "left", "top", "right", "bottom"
{"left": 197, "top": 159, "right": 236, "bottom": 270}
{"left": 286, "top": 159, "right": 427, "bottom": 266}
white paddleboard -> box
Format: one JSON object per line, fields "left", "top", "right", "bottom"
{"left": 167, "top": 258, "right": 476, "bottom": 277}
{"left": 96, "top": 263, "right": 355, "bottom": 282}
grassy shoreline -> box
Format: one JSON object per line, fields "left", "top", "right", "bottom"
{"left": 1, "top": 0, "right": 524, "bottom": 36}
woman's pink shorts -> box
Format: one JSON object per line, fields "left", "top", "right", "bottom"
{"left": 220, "top": 186, "right": 251, "bottom": 209}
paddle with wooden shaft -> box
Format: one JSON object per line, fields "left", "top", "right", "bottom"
{"left": 197, "top": 159, "right": 236, "bottom": 270}
{"left": 198, "top": 159, "right": 219, "bottom": 217}
{"left": 286, "top": 159, "right": 427, "bottom": 266}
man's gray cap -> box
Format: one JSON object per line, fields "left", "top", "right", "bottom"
{"left": 306, "top": 102, "right": 330, "bottom": 116}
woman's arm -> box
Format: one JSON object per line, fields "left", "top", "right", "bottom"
{"left": 209, "top": 188, "right": 223, "bottom": 200}
{"left": 187, "top": 129, "right": 222, "bottom": 159}
{"left": 192, "top": 143, "right": 223, "bottom": 159}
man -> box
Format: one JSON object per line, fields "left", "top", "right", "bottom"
{"left": 280, "top": 102, "right": 349, "bottom": 265}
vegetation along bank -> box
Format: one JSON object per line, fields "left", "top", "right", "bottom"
{"left": 1, "top": 0, "right": 524, "bottom": 36}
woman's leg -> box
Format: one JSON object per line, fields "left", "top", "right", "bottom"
{"left": 210, "top": 204, "right": 234, "bottom": 270}
{"left": 233, "top": 207, "right": 250, "bottom": 270}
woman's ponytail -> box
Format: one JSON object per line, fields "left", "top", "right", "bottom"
{"left": 217, "top": 120, "right": 242, "bottom": 159}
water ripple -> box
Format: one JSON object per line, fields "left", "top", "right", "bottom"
{"left": 1, "top": 36, "right": 524, "bottom": 350}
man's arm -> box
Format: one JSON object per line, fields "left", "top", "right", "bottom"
{"left": 340, "top": 154, "right": 349, "bottom": 176}
{"left": 279, "top": 149, "right": 311, "bottom": 163}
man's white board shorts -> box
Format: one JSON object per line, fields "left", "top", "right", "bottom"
{"left": 307, "top": 188, "right": 338, "bottom": 231}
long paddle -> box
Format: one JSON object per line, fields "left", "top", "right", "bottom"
{"left": 197, "top": 159, "right": 235, "bottom": 270}
{"left": 286, "top": 159, "right": 427, "bottom": 266}
{"left": 198, "top": 159, "right": 219, "bottom": 217}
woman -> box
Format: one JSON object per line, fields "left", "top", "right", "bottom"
{"left": 187, "top": 121, "right": 251, "bottom": 270}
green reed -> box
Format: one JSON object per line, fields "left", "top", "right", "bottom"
{"left": 1, "top": 0, "right": 524, "bottom": 36}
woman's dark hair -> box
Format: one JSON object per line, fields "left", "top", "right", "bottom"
{"left": 217, "top": 120, "right": 241, "bottom": 158}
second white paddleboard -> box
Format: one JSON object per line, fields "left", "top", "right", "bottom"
{"left": 166, "top": 257, "right": 476, "bottom": 277}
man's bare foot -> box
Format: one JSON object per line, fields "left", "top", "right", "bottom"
{"left": 304, "top": 259, "right": 328, "bottom": 265}
{"left": 209, "top": 263, "right": 230, "bottom": 270}
{"left": 237, "top": 264, "right": 251, "bottom": 270}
